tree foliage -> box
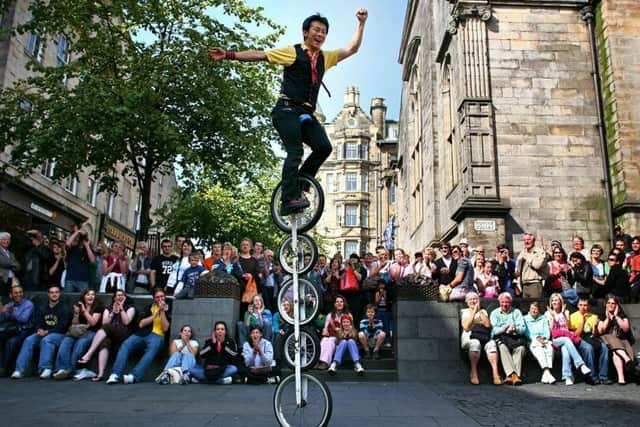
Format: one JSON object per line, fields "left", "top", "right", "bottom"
{"left": 0, "top": 0, "right": 284, "bottom": 237}
{"left": 156, "top": 165, "right": 287, "bottom": 250}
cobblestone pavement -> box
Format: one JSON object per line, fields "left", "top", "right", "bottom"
{"left": 433, "top": 382, "right": 640, "bottom": 427}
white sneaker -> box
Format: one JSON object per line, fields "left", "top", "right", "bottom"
{"left": 123, "top": 374, "right": 135, "bottom": 384}
{"left": 580, "top": 364, "right": 591, "bottom": 376}
{"left": 328, "top": 362, "right": 337, "bottom": 375}
{"left": 546, "top": 372, "right": 556, "bottom": 384}
{"left": 190, "top": 376, "right": 199, "bottom": 384}
{"left": 10, "top": 371, "right": 23, "bottom": 379}
{"left": 221, "top": 376, "right": 232, "bottom": 385}
{"left": 267, "top": 376, "right": 280, "bottom": 385}
{"left": 354, "top": 362, "right": 365, "bottom": 375}
{"left": 73, "top": 369, "right": 96, "bottom": 381}
{"left": 106, "top": 374, "right": 119, "bottom": 384}
{"left": 39, "top": 368, "right": 52, "bottom": 379}
{"left": 565, "top": 377, "right": 574, "bottom": 385}
{"left": 53, "top": 369, "right": 70, "bottom": 380}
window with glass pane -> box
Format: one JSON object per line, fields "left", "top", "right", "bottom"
{"left": 40, "top": 160, "right": 56, "bottom": 178}
{"left": 336, "top": 173, "right": 342, "bottom": 192}
{"left": 56, "top": 35, "right": 70, "bottom": 66}
{"left": 345, "top": 142, "right": 358, "bottom": 160}
{"left": 345, "top": 205, "right": 357, "bottom": 227}
{"left": 26, "top": 32, "right": 44, "bottom": 63}
{"left": 107, "top": 194, "right": 115, "bottom": 217}
{"left": 360, "top": 143, "right": 368, "bottom": 160}
{"left": 361, "top": 172, "right": 368, "bottom": 192}
{"left": 345, "top": 240, "right": 359, "bottom": 257}
{"left": 336, "top": 205, "right": 342, "bottom": 226}
{"left": 87, "top": 179, "right": 99, "bottom": 206}
{"left": 361, "top": 206, "right": 368, "bottom": 227}
{"left": 64, "top": 177, "right": 78, "bottom": 195}
{"left": 346, "top": 173, "right": 357, "bottom": 191}
{"left": 390, "top": 183, "right": 396, "bottom": 204}
{"left": 326, "top": 174, "right": 334, "bottom": 193}
{"left": 336, "top": 143, "right": 343, "bottom": 160}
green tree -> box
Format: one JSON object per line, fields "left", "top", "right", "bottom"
{"left": 0, "top": 0, "right": 284, "bottom": 238}
{"left": 156, "top": 166, "right": 286, "bottom": 250}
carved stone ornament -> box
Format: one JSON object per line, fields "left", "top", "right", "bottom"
{"left": 448, "top": 4, "right": 492, "bottom": 34}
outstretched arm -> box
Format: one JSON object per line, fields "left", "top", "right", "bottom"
{"left": 208, "top": 47, "right": 267, "bottom": 62}
{"left": 337, "top": 8, "right": 368, "bottom": 62}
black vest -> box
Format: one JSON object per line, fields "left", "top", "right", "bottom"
{"left": 279, "top": 44, "right": 325, "bottom": 109}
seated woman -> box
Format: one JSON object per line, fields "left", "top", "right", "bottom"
{"left": 237, "top": 294, "right": 273, "bottom": 347}
{"left": 155, "top": 324, "right": 199, "bottom": 385}
{"left": 524, "top": 302, "right": 556, "bottom": 384}
{"left": 53, "top": 289, "right": 102, "bottom": 379}
{"left": 272, "top": 298, "right": 293, "bottom": 364}
{"left": 191, "top": 321, "right": 239, "bottom": 385}
{"left": 546, "top": 293, "right": 591, "bottom": 385}
{"left": 328, "top": 316, "right": 364, "bottom": 375}
{"left": 598, "top": 294, "right": 637, "bottom": 385}
{"left": 242, "top": 325, "right": 280, "bottom": 384}
{"left": 77, "top": 289, "right": 136, "bottom": 381}
{"left": 318, "top": 295, "right": 351, "bottom": 370}
{"left": 460, "top": 292, "right": 500, "bottom": 385}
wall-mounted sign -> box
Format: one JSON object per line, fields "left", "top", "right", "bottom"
{"left": 102, "top": 217, "right": 136, "bottom": 250}
{"left": 30, "top": 202, "right": 56, "bottom": 219}
{"left": 474, "top": 220, "right": 496, "bottom": 232}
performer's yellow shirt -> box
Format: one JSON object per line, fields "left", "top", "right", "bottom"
{"left": 266, "top": 43, "right": 339, "bottom": 71}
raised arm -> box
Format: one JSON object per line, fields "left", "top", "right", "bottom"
{"left": 337, "top": 8, "right": 368, "bottom": 62}
{"left": 208, "top": 47, "right": 267, "bottom": 62}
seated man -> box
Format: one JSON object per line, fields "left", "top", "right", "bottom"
{"left": 0, "top": 285, "right": 35, "bottom": 376}
{"left": 242, "top": 325, "right": 280, "bottom": 384}
{"left": 357, "top": 304, "right": 386, "bottom": 359}
{"left": 569, "top": 297, "right": 611, "bottom": 384}
{"left": 106, "top": 289, "right": 170, "bottom": 384}
{"left": 490, "top": 292, "right": 527, "bottom": 385}
{"left": 11, "top": 284, "right": 71, "bottom": 378}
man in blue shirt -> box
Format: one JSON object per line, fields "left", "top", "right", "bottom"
{"left": 490, "top": 292, "right": 527, "bottom": 385}
{"left": 0, "top": 285, "right": 34, "bottom": 376}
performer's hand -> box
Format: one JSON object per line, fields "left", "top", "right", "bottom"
{"left": 208, "top": 47, "right": 226, "bottom": 61}
{"left": 356, "top": 8, "right": 368, "bottom": 23}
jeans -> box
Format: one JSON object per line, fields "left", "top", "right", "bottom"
{"left": 191, "top": 364, "right": 238, "bottom": 384}
{"left": 163, "top": 351, "right": 196, "bottom": 373}
{"left": 66, "top": 280, "right": 89, "bottom": 292}
{"left": 578, "top": 339, "right": 609, "bottom": 380}
{"left": 333, "top": 339, "right": 360, "bottom": 364}
{"left": 553, "top": 336, "right": 586, "bottom": 380}
{"left": 111, "top": 333, "right": 164, "bottom": 382}
{"left": 0, "top": 330, "right": 31, "bottom": 371}
{"left": 15, "top": 332, "right": 65, "bottom": 373}
{"left": 54, "top": 332, "right": 95, "bottom": 372}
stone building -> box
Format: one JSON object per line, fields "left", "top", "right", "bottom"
{"left": 316, "top": 86, "right": 398, "bottom": 257}
{"left": 0, "top": 0, "right": 176, "bottom": 258}
{"left": 396, "top": 0, "right": 639, "bottom": 254}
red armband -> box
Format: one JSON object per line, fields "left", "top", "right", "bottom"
{"left": 225, "top": 51, "right": 236, "bottom": 60}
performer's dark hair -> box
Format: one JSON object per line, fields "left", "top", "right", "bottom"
{"left": 302, "top": 13, "right": 329, "bottom": 33}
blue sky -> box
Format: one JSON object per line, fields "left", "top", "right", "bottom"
{"left": 244, "top": 0, "right": 406, "bottom": 122}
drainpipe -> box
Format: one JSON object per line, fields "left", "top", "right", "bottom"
{"left": 581, "top": 2, "right": 615, "bottom": 247}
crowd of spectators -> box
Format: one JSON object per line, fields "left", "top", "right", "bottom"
{"left": 1, "top": 224, "right": 639, "bottom": 385}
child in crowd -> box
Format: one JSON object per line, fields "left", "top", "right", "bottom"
{"left": 358, "top": 304, "right": 386, "bottom": 359}
{"left": 175, "top": 254, "right": 207, "bottom": 299}
{"left": 328, "top": 316, "right": 364, "bottom": 375}
{"left": 476, "top": 260, "right": 499, "bottom": 298}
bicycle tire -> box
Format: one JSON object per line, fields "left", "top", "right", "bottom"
{"left": 270, "top": 174, "right": 324, "bottom": 233}
{"left": 279, "top": 234, "right": 318, "bottom": 275}
{"left": 281, "top": 327, "right": 320, "bottom": 371}
{"left": 273, "top": 372, "right": 332, "bottom": 427}
{"left": 276, "top": 277, "right": 321, "bottom": 326}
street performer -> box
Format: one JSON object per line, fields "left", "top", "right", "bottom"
{"left": 209, "top": 8, "right": 368, "bottom": 216}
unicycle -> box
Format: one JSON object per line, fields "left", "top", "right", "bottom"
{"left": 270, "top": 174, "right": 324, "bottom": 233}
{"left": 272, "top": 195, "right": 331, "bottom": 426}
{"left": 279, "top": 234, "right": 318, "bottom": 275}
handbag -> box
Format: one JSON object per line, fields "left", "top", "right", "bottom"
{"left": 66, "top": 324, "right": 90, "bottom": 338}
{"left": 551, "top": 327, "right": 581, "bottom": 346}
{"left": 0, "top": 318, "right": 20, "bottom": 338}
{"left": 470, "top": 324, "right": 491, "bottom": 345}
{"left": 241, "top": 276, "right": 258, "bottom": 304}
{"left": 339, "top": 268, "right": 359, "bottom": 292}
{"left": 438, "top": 285, "right": 452, "bottom": 302}
{"left": 494, "top": 333, "right": 526, "bottom": 350}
